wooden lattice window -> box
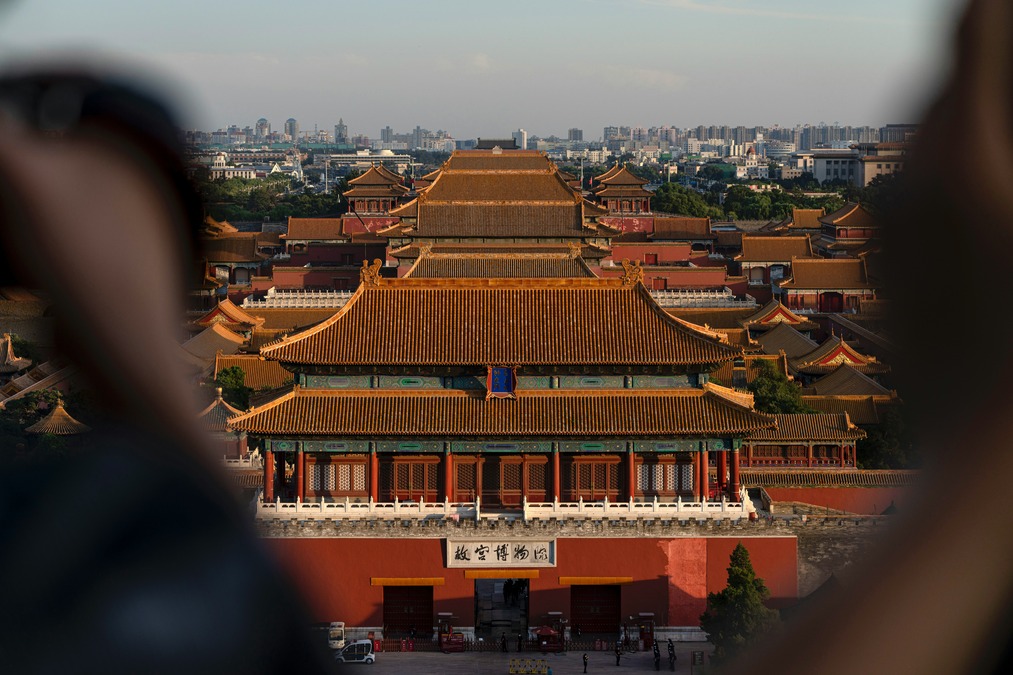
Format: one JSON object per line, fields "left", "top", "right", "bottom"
{"left": 528, "top": 462, "right": 546, "bottom": 491}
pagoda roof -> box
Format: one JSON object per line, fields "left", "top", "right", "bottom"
{"left": 651, "top": 217, "right": 715, "bottom": 241}
{"left": 595, "top": 165, "right": 624, "bottom": 182}
{"left": 202, "top": 215, "right": 239, "bottom": 236}
{"left": 214, "top": 354, "right": 295, "bottom": 390}
{"left": 347, "top": 163, "right": 406, "bottom": 187}
{"left": 594, "top": 185, "right": 654, "bottom": 198}
{"left": 342, "top": 184, "right": 409, "bottom": 199}
{"left": 260, "top": 277, "right": 741, "bottom": 368}
{"left": 740, "top": 300, "right": 819, "bottom": 331}
{"left": 746, "top": 413, "right": 865, "bottom": 443}
{"left": 181, "top": 323, "right": 247, "bottom": 366}
{"left": 819, "top": 202, "right": 877, "bottom": 229}
{"left": 787, "top": 208, "right": 824, "bottom": 230}
{"left": 444, "top": 150, "right": 555, "bottom": 171}
{"left": 403, "top": 251, "right": 597, "bottom": 279}
{"left": 228, "top": 387, "right": 774, "bottom": 438}
{"left": 806, "top": 364, "right": 895, "bottom": 396}
{"left": 285, "top": 217, "right": 346, "bottom": 241}
{"left": 790, "top": 337, "right": 890, "bottom": 376}
{"left": 756, "top": 323, "right": 819, "bottom": 359}
{"left": 779, "top": 258, "right": 873, "bottom": 290}
{"left": 593, "top": 165, "right": 648, "bottom": 187}
{"left": 0, "top": 361, "right": 76, "bottom": 406}
{"left": 192, "top": 299, "right": 264, "bottom": 331}
{"left": 736, "top": 235, "right": 814, "bottom": 263}
{"left": 801, "top": 395, "right": 884, "bottom": 425}
{"left": 1, "top": 333, "right": 32, "bottom": 374}
{"left": 198, "top": 388, "right": 244, "bottom": 433}
{"left": 25, "top": 399, "right": 91, "bottom": 435}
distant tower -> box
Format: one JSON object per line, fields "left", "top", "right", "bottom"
{"left": 381, "top": 126, "right": 394, "bottom": 144}
{"left": 334, "top": 118, "right": 348, "bottom": 144}
{"left": 512, "top": 128, "right": 528, "bottom": 150}
{"left": 568, "top": 128, "right": 583, "bottom": 142}
{"left": 255, "top": 117, "right": 270, "bottom": 142}
{"left": 284, "top": 118, "right": 299, "bottom": 143}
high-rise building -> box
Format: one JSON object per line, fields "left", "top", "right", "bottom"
{"left": 381, "top": 126, "right": 394, "bottom": 144}
{"left": 567, "top": 128, "right": 583, "bottom": 142}
{"left": 512, "top": 128, "right": 528, "bottom": 150}
{"left": 284, "top": 118, "right": 299, "bottom": 143}
{"left": 255, "top": 118, "right": 270, "bottom": 142}
{"left": 334, "top": 118, "right": 348, "bottom": 144}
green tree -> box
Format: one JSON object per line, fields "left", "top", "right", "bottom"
{"left": 747, "top": 360, "right": 815, "bottom": 414}
{"left": 700, "top": 542, "right": 780, "bottom": 661}
{"left": 652, "top": 183, "right": 722, "bottom": 218}
{"left": 214, "top": 366, "right": 252, "bottom": 410}
{"left": 858, "top": 407, "right": 917, "bottom": 470}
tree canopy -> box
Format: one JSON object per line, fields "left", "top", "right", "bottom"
{"left": 214, "top": 366, "right": 252, "bottom": 410}
{"left": 651, "top": 183, "right": 722, "bottom": 218}
{"left": 746, "top": 360, "right": 816, "bottom": 414}
{"left": 700, "top": 542, "right": 780, "bottom": 660}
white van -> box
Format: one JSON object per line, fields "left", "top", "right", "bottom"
{"left": 335, "top": 639, "right": 376, "bottom": 664}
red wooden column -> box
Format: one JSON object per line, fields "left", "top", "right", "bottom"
{"left": 716, "top": 452, "right": 728, "bottom": 495}
{"left": 627, "top": 450, "right": 636, "bottom": 501}
{"left": 444, "top": 451, "right": 454, "bottom": 502}
{"left": 730, "top": 448, "right": 741, "bottom": 499}
{"left": 552, "top": 448, "right": 561, "bottom": 502}
{"left": 276, "top": 451, "right": 286, "bottom": 500}
{"left": 699, "top": 450, "right": 709, "bottom": 502}
{"left": 841, "top": 444, "right": 847, "bottom": 468}
{"left": 807, "top": 443, "right": 814, "bottom": 468}
{"left": 264, "top": 448, "right": 275, "bottom": 502}
{"left": 369, "top": 449, "right": 379, "bottom": 502}
{"left": 692, "top": 453, "right": 701, "bottom": 501}
{"left": 295, "top": 447, "right": 305, "bottom": 502}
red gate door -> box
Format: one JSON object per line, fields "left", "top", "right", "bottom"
{"left": 383, "top": 586, "right": 434, "bottom": 639}
{"left": 570, "top": 584, "right": 621, "bottom": 635}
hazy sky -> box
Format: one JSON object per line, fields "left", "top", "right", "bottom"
{"left": 0, "top": 0, "right": 964, "bottom": 139}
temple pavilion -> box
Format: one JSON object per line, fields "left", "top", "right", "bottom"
{"left": 228, "top": 271, "right": 778, "bottom": 508}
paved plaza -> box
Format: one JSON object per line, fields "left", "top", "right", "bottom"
{"left": 333, "top": 642, "right": 712, "bottom": 674}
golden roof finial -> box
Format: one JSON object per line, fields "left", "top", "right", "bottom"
{"left": 360, "top": 258, "right": 383, "bottom": 286}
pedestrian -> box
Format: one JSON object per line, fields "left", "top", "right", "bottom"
{"left": 615, "top": 640, "right": 622, "bottom": 666}
{"left": 501, "top": 632, "right": 508, "bottom": 653}
{"left": 517, "top": 633, "right": 523, "bottom": 652}
{"left": 583, "top": 652, "right": 589, "bottom": 673}
{"left": 504, "top": 578, "right": 515, "bottom": 606}
{"left": 653, "top": 642, "right": 661, "bottom": 671}
{"left": 667, "top": 639, "right": 676, "bottom": 672}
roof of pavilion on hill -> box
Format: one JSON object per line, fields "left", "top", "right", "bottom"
{"left": 592, "top": 166, "right": 652, "bottom": 199}
{"left": 819, "top": 202, "right": 878, "bottom": 230}
{"left": 181, "top": 323, "right": 247, "bottom": 368}
{"left": 198, "top": 389, "right": 245, "bottom": 433}
{"left": 24, "top": 399, "right": 91, "bottom": 435}
{"left": 342, "top": 164, "right": 410, "bottom": 199}
{"left": 806, "top": 364, "right": 895, "bottom": 396}
{"left": 260, "top": 277, "right": 741, "bottom": 368}
{"left": 790, "top": 337, "right": 889, "bottom": 376}
{"left": 228, "top": 387, "right": 774, "bottom": 437}
{"left": 756, "top": 323, "right": 819, "bottom": 358}
{"left": 736, "top": 235, "right": 815, "bottom": 263}
{"left": 779, "top": 257, "right": 874, "bottom": 290}
{"left": 403, "top": 251, "right": 598, "bottom": 279}
{"left": 384, "top": 150, "right": 608, "bottom": 239}
{"left": 740, "top": 299, "right": 819, "bottom": 331}
{"left": 746, "top": 413, "right": 865, "bottom": 442}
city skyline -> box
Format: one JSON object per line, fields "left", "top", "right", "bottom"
{"left": 1, "top": 0, "right": 961, "bottom": 138}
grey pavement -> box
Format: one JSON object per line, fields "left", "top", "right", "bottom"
{"left": 333, "top": 643, "right": 711, "bottom": 674}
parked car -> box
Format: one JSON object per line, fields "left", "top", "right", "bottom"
{"left": 335, "top": 639, "right": 375, "bottom": 664}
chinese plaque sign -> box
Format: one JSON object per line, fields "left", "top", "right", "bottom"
{"left": 446, "top": 539, "right": 556, "bottom": 568}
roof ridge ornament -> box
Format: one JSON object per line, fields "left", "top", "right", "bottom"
{"left": 620, "top": 258, "right": 644, "bottom": 286}
{"left": 360, "top": 258, "right": 383, "bottom": 287}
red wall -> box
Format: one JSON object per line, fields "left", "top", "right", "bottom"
{"left": 267, "top": 536, "right": 797, "bottom": 629}
{"left": 764, "top": 487, "right": 909, "bottom": 515}
{"left": 599, "top": 216, "right": 654, "bottom": 233}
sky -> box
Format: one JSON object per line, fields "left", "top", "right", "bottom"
{"left": 0, "top": 0, "right": 965, "bottom": 140}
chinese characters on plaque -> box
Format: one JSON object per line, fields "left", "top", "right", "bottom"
{"left": 446, "top": 540, "right": 556, "bottom": 567}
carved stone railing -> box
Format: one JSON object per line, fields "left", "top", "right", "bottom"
{"left": 257, "top": 496, "right": 481, "bottom": 521}
{"left": 521, "top": 491, "right": 754, "bottom": 521}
